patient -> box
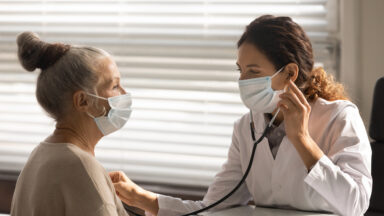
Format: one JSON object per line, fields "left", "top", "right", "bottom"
{"left": 11, "top": 32, "right": 130, "bottom": 216}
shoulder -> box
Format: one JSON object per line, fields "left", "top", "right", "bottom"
{"left": 310, "top": 98, "right": 359, "bottom": 124}
{"left": 233, "top": 112, "right": 252, "bottom": 133}
{"left": 63, "top": 144, "right": 109, "bottom": 186}
{"left": 309, "top": 98, "right": 369, "bottom": 149}
{"left": 235, "top": 112, "right": 250, "bottom": 126}
{"left": 39, "top": 143, "right": 104, "bottom": 176}
{"left": 37, "top": 143, "right": 109, "bottom": 191}
{"left": 29, "top": 143, "right": 92, "bottom": 174}
{"left": 66, "top": 144, "right": 104, "bottom": 171}
{"left": 58, "top": 145, "right": 118, "bottom": 209}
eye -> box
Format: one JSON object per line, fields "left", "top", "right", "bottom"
{"left": 112, "top": 84, "right": 119, "bottom": 90}
{"left": 236, "top": 68, "right": 241, "bottom": 73}
{"left": 249, "top": 70, "right": 261, "bottom": 75}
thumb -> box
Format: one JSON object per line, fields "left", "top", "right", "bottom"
{"left": 113, "top": 182, "right": 127, "bottom": 197}
{"left": 109, "top": 171, "right": 119, "bottom": 182}
{"left": 113, "top": 182, "right": 123, "bottom": 190}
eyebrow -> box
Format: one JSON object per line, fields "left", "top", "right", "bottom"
{"left": 235, "top": 62, "right": 261, "bottom": 68}
{"left": 246, "top": 64, "right": 260, "bottom": 68}
{"left": 104, "top": 77, "right": 120, "bottom": 86}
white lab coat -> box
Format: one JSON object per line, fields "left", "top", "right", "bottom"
{"left": 153, "top": 98, "right": 372, "bottom": 216}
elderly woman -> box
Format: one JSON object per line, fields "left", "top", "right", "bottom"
{"left": 11, "top": 32, "right": 130, "bottom": 216}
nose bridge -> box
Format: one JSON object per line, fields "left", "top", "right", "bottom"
{"left": 120, "top": 87, "right": 126, "bottom": 95}
{"left": 239, "top": 72, "right": 247, "bottom": 80}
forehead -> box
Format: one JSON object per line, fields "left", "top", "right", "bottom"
{"left": 95, "top": 57, "right": 120, "bottom": 85}
{"left": 237, "top": 43, "right": 271, "bottom": 66}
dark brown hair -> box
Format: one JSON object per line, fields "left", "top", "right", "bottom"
{"left": 238, "top": 15, "right": 348, "bottom": 102}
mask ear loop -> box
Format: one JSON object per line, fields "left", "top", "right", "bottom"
{"left": 268, "top": 82, "right": 290, "bottom": 127}
{"left": 87, "top": 93, "right": 107, "bottom": 118}
{"left": 267, "top": 66, "right": 288, "bottom": 127}
{"left": 270, "top": 84, "right": 290, "bottom": 129}
{"left": 269, "top": 66, "right": 285, "bottom": 121}
{"left": 270, "top": 66, "right": 285, "bottom": 79}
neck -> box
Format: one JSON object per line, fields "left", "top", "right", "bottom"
{"left": 45, "top": 121, "right": 101, "bottom": 156}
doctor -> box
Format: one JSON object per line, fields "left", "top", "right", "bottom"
{"left": 110, "top": 15, "right": 372, "bottom": 216}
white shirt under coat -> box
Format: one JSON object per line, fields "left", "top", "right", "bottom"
{"left": 152, "top": 98, "right": 372, "bottom": 216}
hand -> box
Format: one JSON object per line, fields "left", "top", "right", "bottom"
{"left": 109, "top": 170, "right": 129, "bottom": 185}
{"left": 277, "top": 80, "right": 323, "bottom": 170}
{"left": 277, "top": 80, "right": 311, "bottom": 142}
{"left": 109, "top": 171, "right": 140, "bottom": 206}
{"left": 109, "top": 171, "right": 159, "bottom": 215}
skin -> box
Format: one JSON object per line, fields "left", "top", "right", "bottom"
{"left": 44, "top": 56, "right": 126, "bottom": 156}
{"left": 109, "top": 42, "right": 324, "bottom": 215}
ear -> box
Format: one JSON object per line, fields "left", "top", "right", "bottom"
{"left": 284, "top": 63, "right": 299, "bottom": 82}
{"left": 72, "top": 90, "right": 89, "bottom": 112}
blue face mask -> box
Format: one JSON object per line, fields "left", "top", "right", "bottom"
{"left": 86, "top": 93, "right": 132, "bottom": 136}
{"left": 238, "top": 67, "right": 284, "bottom": 113}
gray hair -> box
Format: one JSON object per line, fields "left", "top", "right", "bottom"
{"left": 17, "top": 32, "right": 109, "bottom": 121}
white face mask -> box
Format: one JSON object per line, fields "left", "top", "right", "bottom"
{"left": 87, "top": 93, "right": 132, "bottom": 136}
{"left": 238, "top": 67, "right": 284, "bottom": 113}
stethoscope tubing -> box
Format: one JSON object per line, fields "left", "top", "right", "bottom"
{"left": 124, "top": 109, "right": 279, "bottom": 216}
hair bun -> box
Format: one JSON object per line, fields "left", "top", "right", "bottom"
{"left": 16, "top": 32, "right": 70, "bottom": 71}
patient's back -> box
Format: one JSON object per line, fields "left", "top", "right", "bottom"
{"left": 11, "top": 142, "right": 128, "bottom": 216}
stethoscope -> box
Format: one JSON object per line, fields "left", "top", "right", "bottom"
{"left": 124, "top": 108, "right": 281, "bottom": 216}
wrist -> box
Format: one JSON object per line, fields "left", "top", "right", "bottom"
{"left": 293, "top": 130, "right": 310, "bottom": 144}
{"left": 135, "top": 188, "right": 159, "bottom": 215}
{"left": 291, "top": 132, "right": 324, "bottom": 170}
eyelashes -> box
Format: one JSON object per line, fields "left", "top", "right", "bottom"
{"left": 236, "top": 67, "right": 261, "bottom": 75}
{"left": 249, "top": 70, "right": 261, "bottom": 75}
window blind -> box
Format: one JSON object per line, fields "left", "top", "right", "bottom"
{"left": 0, "top": 0, "right": 339, "bottom": 187}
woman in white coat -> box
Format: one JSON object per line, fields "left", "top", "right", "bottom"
{"left": 109, "top": 15, "right": 372, "bottom": 216}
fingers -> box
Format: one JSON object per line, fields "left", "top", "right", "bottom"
{"left": 278, "top": 91, "right": 301, "bottom": 111}
{"left": 113, "top": 182, "right": 138, "bottom": 207}
{"left": 113, "top": 181, "right": 137, "bottom": 197}
{"left": 278, "top": 95, "right": 296, "bottom": 112}
{"left": 109, "top": 171, "right": 128, "bottom": 183}
{"left": 288, "top": 80, "right": 310, "bottom": 108}
{"left": 116, "top": 189, "right": 133, "bottom": 206}
{"left": 113, "top": 182, "right": 128, "bottom": 197}
{"left": 278, "top": 80, "right": 310, "bottom": 112}
{"left": 108, "top": 171, "right": 121, "bottom": 183}
{"left": 113, "top": 182, "right": 126, "bottom": 192}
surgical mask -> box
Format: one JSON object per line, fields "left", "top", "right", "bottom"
{"left": 238, "top": 67, "right": 284, "bottom": 113}
{"left": 87, "top": 93, "right": 132, "bottom": 136}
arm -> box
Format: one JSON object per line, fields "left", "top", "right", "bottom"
{"left": 111, "top": 121, "right": 252, "bottom": 216}
{"left": 61, "top": 157, "right": 127, "bottom": 216}
{"left": 278, "top": 80, "right": 371, "bottom": 215}
{"left": 304, "top": 106, "right": 372, "bottom": 216}
{"left": 277, "top": 80, "right": 324, "bottom": 170}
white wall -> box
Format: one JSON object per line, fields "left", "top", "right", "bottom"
{"left": 340, "top": 0, "right": 384, "bottom": 129}
{"left": 359, "top": 0, "right": 384, "bottom": 128}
